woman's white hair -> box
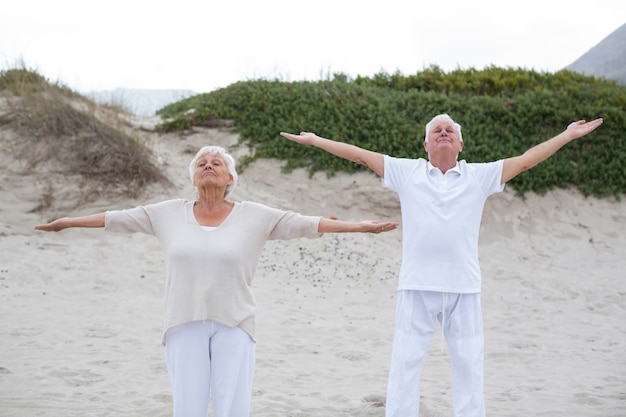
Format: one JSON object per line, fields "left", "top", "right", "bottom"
{"left": 188, "top": 146, "right": 238, "bottom": 197}
{"left": 424, "top": 113, "right": 463, "bottom": 143}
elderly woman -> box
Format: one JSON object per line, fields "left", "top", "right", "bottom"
{"left": 35, "top": 145, "right": 398, "bottom": 417}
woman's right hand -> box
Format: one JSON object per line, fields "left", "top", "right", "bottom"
{"left": 35, "top": 218, "right": 70, "bottom": 232}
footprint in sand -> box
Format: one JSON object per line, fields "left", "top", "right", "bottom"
{"left": 337, "top": 350, "right": 372, "bottom": 361}
{"left": 82, "top": 324, "right": 118, "bottom": 338}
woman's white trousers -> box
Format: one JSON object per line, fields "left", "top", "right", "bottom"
{"left": 165, "top": 320, "right": 255, "bottom": 417}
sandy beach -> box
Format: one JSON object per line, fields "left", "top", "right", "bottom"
{"left": 1, "top": 116, "right": 625, "bottom": 417}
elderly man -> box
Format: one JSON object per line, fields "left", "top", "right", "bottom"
{"left": 280, "top": 114, "right": 603, "bottom": 417}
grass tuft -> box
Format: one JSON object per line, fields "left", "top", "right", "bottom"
{"left": 0, "top": 66, "right": 170, "bottom": 205}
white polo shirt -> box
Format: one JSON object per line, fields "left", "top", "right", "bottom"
{"left": 383, "top": 156, "right": 504, "bottom": 293}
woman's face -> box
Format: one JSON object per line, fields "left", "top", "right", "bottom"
{"left": 193, "top": 152, "right": 233, "bottom": 190}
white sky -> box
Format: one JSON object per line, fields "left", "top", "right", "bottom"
{"left": 2, "top": 0, "right": 624, "bottom": 94}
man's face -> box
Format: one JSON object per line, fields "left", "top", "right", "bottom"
{"left": 423, "top": 120, "right": 463, "bottom": 158}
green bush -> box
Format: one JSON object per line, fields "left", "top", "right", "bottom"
{"left": 157, "top": 68, "right": 626, "bottom": 199}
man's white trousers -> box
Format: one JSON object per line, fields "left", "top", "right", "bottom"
{"left": 386, "top": 290, "right": 485, "bottom": 417}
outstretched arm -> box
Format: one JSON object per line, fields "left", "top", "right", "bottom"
{"left": 35, "top": 213, "right": 105, "bottom": 232}
{"left": 280, "top": 132, "right": 385, "bottom": 178}
{"left": 501, "top": 118, "right": 603, "bottom": 184}
{"left": 318, "top": 218, "right": 398, "bottom": 234}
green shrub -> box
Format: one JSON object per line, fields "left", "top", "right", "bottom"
{"left": 155, "top": 69, "right": 626, "bottom": 199}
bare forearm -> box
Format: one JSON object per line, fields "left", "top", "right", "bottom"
{"left": 502, "top": 118, "right": 603, "bottom": 184}
{"left": 280, "top": 131, "right": 384, "bottom": 176}
{"left": 318, "top": 218, "right": 398, "bottom": 234}
{"left": 319, "top": 218, "right": 364, "bottom": 233}
{"left": 521, "top": 130, "right": 572, "bottom": 170}
{"left": 35, "top": 213, "right": 105, "bottom": 232}
{"left": 502, "top": 133, "right": 570, "bottom": 183}
{"left": 311, "top": 136, "right": 371, "bottom": 165}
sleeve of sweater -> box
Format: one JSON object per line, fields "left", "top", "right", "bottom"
{"left": 268, "top": 211, "right": 322, "bottom": 240}
{"left": 105, "top": 204, "right": 159, "bottom": 235}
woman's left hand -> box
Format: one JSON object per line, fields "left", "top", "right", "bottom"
{"left": 362, "top": 221, "right": 399, "bottom": 234}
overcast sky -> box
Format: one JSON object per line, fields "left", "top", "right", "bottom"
{"left": 2, "top": 0, "right": 624, "bottom": 94}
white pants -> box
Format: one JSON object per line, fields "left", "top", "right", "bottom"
{"left": 165, "top": 320, "right": 256, "bottom": 417}
{"left": 386, "top": 290, "right": 485, "bottom": 417}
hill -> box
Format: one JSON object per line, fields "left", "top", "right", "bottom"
{"left": 566, "top": 22, "right": 626, "bottom": 85}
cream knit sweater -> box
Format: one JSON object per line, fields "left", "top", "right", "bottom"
{"left": 105, "top": 199, "right": 322, "bottom": 344}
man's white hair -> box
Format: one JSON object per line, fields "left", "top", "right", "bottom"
{"left": 424, "top": 114, "right": 463, "bottom": 143}
{"left": 188, "top": 146, "right": 238, "bottom": 197}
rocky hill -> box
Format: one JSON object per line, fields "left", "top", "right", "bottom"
{"left": 566, "top": 22, "right": 626, "bottom": 85}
